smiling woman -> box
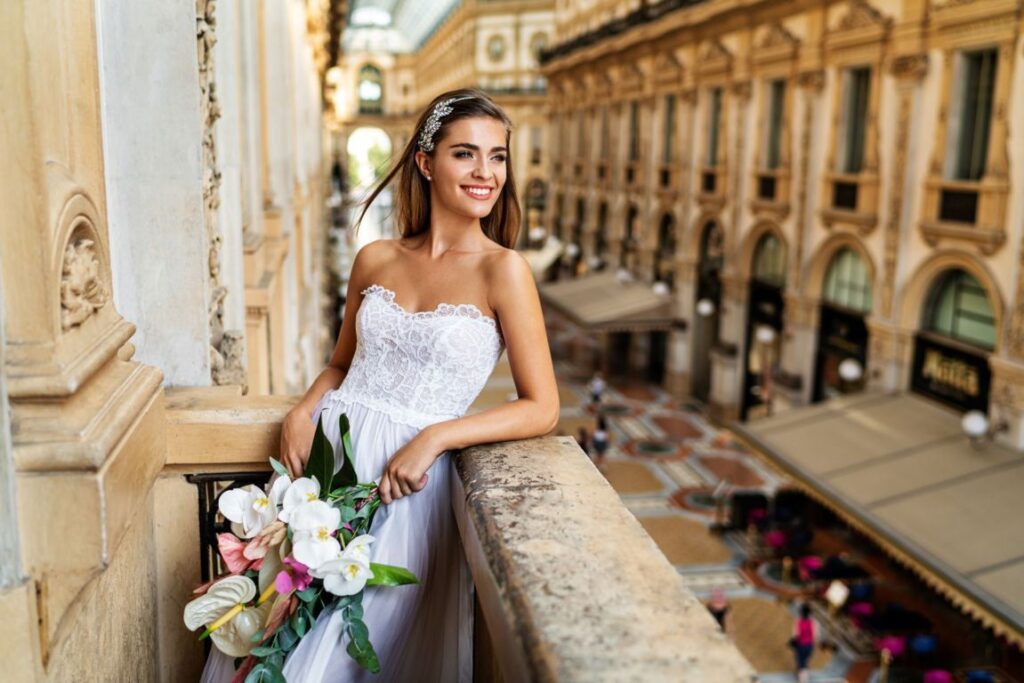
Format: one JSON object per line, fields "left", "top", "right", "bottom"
{"left": 200, "top": 89, "right": 558, "bottom": 682}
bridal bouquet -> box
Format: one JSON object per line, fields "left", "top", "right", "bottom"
{"left": 183, "top": 412, "right": 417, "bottom": 682}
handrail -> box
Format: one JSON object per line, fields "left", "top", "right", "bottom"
{"left": 453, "top": 435, "right": 755, "bottom": 682}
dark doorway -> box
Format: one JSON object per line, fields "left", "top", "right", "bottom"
{"left": 813, "top": 305, "right": 869, "bottom": 402}
{"left": 691, "top": 221, "right": 723, "bottom": 403}
{"left": 741, "top": 233, "right": 787, "bottom": 420}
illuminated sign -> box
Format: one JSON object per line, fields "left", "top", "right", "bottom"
{"left": 911, "top": 334, "right": 990, "bottom": 412}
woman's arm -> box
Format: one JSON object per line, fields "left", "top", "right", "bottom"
{"left": 280, "top": 242, "right": 382, "bottom": 476}
{"left": 378, "top": 250, "right": 560, "bottom": 503}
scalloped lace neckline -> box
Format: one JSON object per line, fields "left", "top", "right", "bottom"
{"left": 362, "top": 283, "right": 498, "bottom": 328}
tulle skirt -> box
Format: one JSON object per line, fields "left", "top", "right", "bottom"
{"left": 199, "top": 392, "right": 473, "bottom": 683}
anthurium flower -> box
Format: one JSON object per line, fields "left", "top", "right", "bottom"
{"left": 183, "top": 575, "right": 256, "bottom": 633}
{"left": 279, "top": 477, "right": 321, "bottom": 523}
{"left": 210, "top": 601, "right": 271, "bottom": 658}
{"left": 310, "top": 556, "right": 374, "bottom": 597}
{"left": 275, "top": 556, "right": 313, "bottom": 594}
{"left": 218, "top": 485, "right": 277, "bottom": 539}
{"left": 290, "top": 500, "right": 341, "bottom": 570}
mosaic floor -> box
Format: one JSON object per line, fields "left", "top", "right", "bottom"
{"left": 471, "top": 335, "right": 868, "bottom": 682}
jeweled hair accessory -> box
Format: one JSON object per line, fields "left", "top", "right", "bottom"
{"left": 417, "top": 95, "right": 474, "bottom": 152}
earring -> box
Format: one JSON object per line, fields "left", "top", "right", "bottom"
{"left": 426, "top": 175, "right": 432, "bottom": 181}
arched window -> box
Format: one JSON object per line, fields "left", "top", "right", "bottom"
{"left": 924, "top": 269, "right": 996, "bottom": 350}
{"left": 358, "top": 64, "right": 383, "bottom": 114}
{"left": 823, "top": 248, "right": 872, "bottom": 313}
{"left": 752, "top": 233, "right": 786, "bottom": 287}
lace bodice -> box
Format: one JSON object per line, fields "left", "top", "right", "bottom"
{"left": 325, "top": 284, "right": 505, "bottom": 429}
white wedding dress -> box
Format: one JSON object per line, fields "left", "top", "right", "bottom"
{"left": 201, "top": 283, "right": 505, "bottom": 682}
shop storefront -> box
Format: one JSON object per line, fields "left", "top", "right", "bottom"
{"left": 691, "top": 221, "right": 723, "bottom": 402}
{"left": 813, "top": 248, "right": 872, "bottom": 402}
{"left": 742, "top": 232, "right": 786, "bottom": 419}
{"left": 910, "top": 268, "right": 995, "bottom": 413}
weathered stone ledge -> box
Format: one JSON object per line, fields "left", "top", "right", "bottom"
{"left": 453, "top": 435, "right": 755, "bottom": 683}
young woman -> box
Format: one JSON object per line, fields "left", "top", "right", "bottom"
{"left": 201, "top": 89, "right": 559, "bottom": 682}
{"left": 791, "top": 602, "right": 817, "bottom": 683}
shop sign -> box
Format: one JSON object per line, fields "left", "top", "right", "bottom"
{"left": 911, "top": 334, "right": 990, "bottom": 412}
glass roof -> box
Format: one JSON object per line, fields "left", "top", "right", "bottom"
{"left": 345, "top": 0, "right": 461, "bottom": 53}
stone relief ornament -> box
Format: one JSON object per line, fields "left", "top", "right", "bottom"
{"left": 835, "top": 0, "right": 890, "bottom": 31}
{"left": 60, "top": 238, "right": 110, "bottom": 330}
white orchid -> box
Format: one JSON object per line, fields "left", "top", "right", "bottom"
{"left": 279, "top": 476, "right": 321, "bottom": 523}
{"left": 310, "top": 555, "right": 374, "bottom": 597}
{"left": 343, "top": 534, "right": 375, "bottom": 564}
{"left": 218, "top": 484, "right": 278, "bottom": 539}
{"left": 183, "top": 575, "right": 271, "bottom": 657}
{"left": 290, "top": 500, "right": 341, "bottom": 570}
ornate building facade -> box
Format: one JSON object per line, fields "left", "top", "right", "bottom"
{"left": 542, "top": 0, "right": 1024, "bottom": 449}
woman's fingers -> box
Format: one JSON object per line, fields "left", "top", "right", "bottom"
{"left": 379, "top": 471, "right": 393, "bottom": 505}
{"left": 396, "top": 476, "right": 413, "bottom": 497}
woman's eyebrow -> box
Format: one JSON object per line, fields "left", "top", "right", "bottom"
{"left": 449, "top": 142, "right": 508, "bottom": 153}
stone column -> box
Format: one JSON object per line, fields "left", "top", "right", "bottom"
{"left": 1, "top": 1, "right": 165, "bottom": 678}
{"left": 709, "top": 272, "right": 745, "bottom": 421}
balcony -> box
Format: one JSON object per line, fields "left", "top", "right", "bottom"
{"left": 159, "top": 387, "right": 754, "bottom": 680}
{"left": 920, "top": 178, "right": 1008, "bottom": 255}
{"left": 819, "top": 171, "right": 879, "bottom": 234}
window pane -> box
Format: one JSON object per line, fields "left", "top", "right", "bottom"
{"left": 843, "top": 68, "right": 870, "bottom": 174}
{"left": 766, "top": 80, "right": 785, "bottom": 169}
{"left": 753, "top": 234, "right": 786, "bottom": 286}
{"left": 823, "top": 248, "right": 872, "bottom": 312}
{"left": 663, "top": 94, "right": 676, "bottom": 164}
{"left": 954, "top": 49, "right": 997, "bottom": 180}
{"left": 600, "top": 107, "right": 609, "bottom": 158}
{"left": 707, "top": 88, "right": 722, "bottom": 167}
{"left": 925, "top": 270, "right": 995, "bottom": 349}
{"left": 628, "top": 101, "right": 639, "bottom": 161}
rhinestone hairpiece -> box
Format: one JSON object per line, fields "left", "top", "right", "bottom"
{"left": 417, "top": 96, "right": 474, "bottom": 152}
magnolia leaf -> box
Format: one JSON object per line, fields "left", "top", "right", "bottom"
{"left": 366, "top": 563, "right": 419, "bottom": 587}
{"left": 330, "top": 413, "right": 358, "bottom": 491}
{"left": 268, "top": 458, "right": 290, "bottom": 479}
{"left": 304, "top": 414, "right": 334, "bottom": 500}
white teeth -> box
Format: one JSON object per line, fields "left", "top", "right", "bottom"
{"left": 464, "top": 187, "right": 491, "bottom": 197}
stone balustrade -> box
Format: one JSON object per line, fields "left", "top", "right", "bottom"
{"left": 160, "top": 387, "right": 754, "bottom": 681}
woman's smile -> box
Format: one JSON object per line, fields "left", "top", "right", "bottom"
{"left": 461, "top": 185, "right": 494, "bottom": 200}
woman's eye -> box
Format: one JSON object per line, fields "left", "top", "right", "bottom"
{"left": 455, "top": 151, "right": 472, "bottom": 158}
{"left": 492, "top": 155, "right": 507, "bottom": 162}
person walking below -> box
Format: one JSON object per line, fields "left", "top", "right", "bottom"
{"left": 791, "top": 602, "right": 817, "bottom": 683}
{"left": 592, "top": 415, "right": 609, "bottom": 471}
{"left": 706, "top": 587, "right": 730, "bottom": 634}
{"left": 575, "top": 426, "right": 591, "bottom": 460}
{"left": 587, "top": 371, "right": 606, "bottom": 406}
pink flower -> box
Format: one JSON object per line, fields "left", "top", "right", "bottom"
{"left": 217, "top": 533, "right": 264, "bottom": 574}
{"left": 275, "top": 556, "right": 313, "bottom": 594}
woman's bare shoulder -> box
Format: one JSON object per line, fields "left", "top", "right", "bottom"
{"left": 351, "top": 239, "right": 399, "bottom": 288}
{"left": 484, "top": 247, "right": 534, "bottom": 307}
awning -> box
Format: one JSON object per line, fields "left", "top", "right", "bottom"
{"left": 520, "top": 236, "right": 564, "bottom": 279}
{"left": 538, "top": 272, "right": 677, "bottom": 333}
{"left": 734, "top": 392, "right": 1024, "bottom": 647}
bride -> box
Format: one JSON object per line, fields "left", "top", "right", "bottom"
{"left": 201, "top": 88, "right": 559, "bottom": 682}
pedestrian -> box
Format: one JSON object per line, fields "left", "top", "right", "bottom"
{"left": 790, "top": 602, "right": 817, "bottom": 683}
{"left": 706, "top": 587, "right": 730, "bottom": 634}
{"left": 575, "top": 426, "right": 591, "bottom": 458}
{"left": 587, "top": 371, "right": 606, "bottom": 405}
{"left": 592, "top": 415, "right": 609, "bottom": 470}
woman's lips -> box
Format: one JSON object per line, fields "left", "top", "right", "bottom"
{"left": 461, "top": 185, "right": 494, "bottom": 200}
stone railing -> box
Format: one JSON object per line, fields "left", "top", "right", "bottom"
{"left": 160, "top": 388, "right": 754, "bottom": 682}
{"left": 455, "top": 436, "right": 754, "bottom": 682}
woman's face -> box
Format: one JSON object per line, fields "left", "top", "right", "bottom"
{"left": 418, "top": 116, "right": 508, "bottom": 221}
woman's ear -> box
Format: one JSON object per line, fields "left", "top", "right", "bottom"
{"left": 414, "top": 150, "right": 432, "bottom": 180}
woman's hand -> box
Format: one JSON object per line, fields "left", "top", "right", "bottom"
{"left": 280, "top": 408, "right": 316, "bottom": 478}
{"left": 379, "top": 430, "right": 444, "bottom": 505}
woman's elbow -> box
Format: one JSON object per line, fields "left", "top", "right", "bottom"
{"left": 540, "top": 397, "right": 560, "bottom": 434}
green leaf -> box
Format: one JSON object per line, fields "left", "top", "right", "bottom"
{"left": 249, "top": 645, "right": 279, "bottom": 657}
{"left": 339, "top": 505, "right": 357, "bottom": 524}
{"left": 367, "top": 563, "right": 420, "bottom": 587}
{"left": 346, "top": 638, "right": 381, "bottom": 673}
{"left": 347, "top": 617, "right": 369, "bottom": 643}
{"left": 268, "top": 457, "right": 290, "bottom": 479}
{"left": 296, "top": 586, "right": 319, "bottom": 603}
{"left": 348, "top": 602, "right": 363, "bottom": 621}
{"left": 266, "top": 651, "right": 285, "bottom": 671}
{"left": 245, "top": 663, "right": 286, "bottom": 683}
{"left": 276, "top": 625, "right": 298, "bottom": 651}
{"left": 291, "top": 611, "right": 308, "bottom": 638}
{"left": 250, "top": 629, "right": 265, "bottom": 643}
{"left": 304, "top": 414, "right": 335, "bottom": 498}
{"left": 330, "top": 413, "right": 358, "bottom": 490}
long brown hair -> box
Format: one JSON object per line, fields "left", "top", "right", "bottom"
{"left": 354, "top": 88, "right": 521, "bottom": 249}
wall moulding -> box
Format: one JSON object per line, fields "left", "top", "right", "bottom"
{"left": 6, "top": 185, "right": 135, "bottom": 399}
